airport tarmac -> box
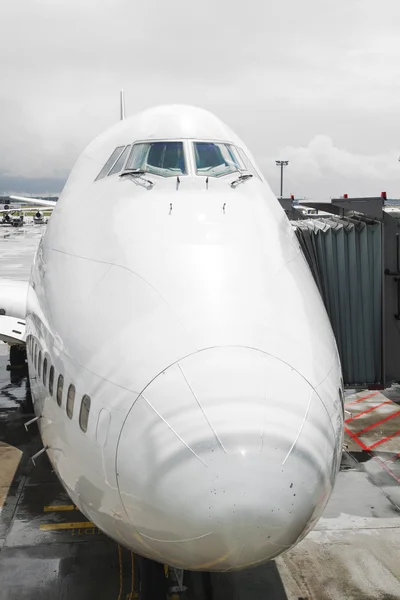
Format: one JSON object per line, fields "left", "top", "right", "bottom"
{"left": 1, "top": 224, "right": 400, "bottom": 599}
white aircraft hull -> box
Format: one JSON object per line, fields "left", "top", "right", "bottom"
{"left": 20, "top": 105, "right": 343, "bottom": 571}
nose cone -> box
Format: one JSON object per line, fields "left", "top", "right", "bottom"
{"left": 116, "top": 347, "right": 339, "bottom": 570}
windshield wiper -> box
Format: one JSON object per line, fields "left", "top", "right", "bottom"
{"left": 119, "top": 169, "right": 154, "bottom": 189}
{"left": 230, "top": 173, "right": 253, "bottom": 188}
{"left": 120, "top": 169, "right": 146, "bottom": 177}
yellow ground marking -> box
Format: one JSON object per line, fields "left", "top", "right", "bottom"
{"left": 0, "top": 442, "right": 22, "bottom": 509}
{"left": 128, "top": 552, "right": 135, "bottom": 600}
{"left": 40, "top": 521, "right": 94, "bottom": 531}
{"left": 43, "top": 504, "right": 76, "bottom": 512}
{"left": 117, "top": 544, "right": 123, "bottom": 600}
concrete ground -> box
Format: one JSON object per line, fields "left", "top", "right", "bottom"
{"left": 1, "top": 223, "right": 400, "bottom": 599}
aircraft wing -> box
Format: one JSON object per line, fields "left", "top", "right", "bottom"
{"left": 10, "top": 195, "right": 57, "bottom": 208}
{"left": 0, "top": 280, "right": 28, "bottom": 345}
{"left": 0, "top": 280, "right": 28, "bottom": 317}
{"left": 0, "top": 315, "right": 26, "bottom": 345}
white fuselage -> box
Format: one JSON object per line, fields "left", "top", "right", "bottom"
{"left": 26, "top": 105, "right": 343, "bottom": 571}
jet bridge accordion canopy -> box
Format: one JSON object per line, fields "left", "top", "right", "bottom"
{"left": 294, "top": 217, "right": 382, "bottom": 387}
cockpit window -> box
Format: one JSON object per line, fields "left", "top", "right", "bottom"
{"left": 108, "top": 145, "right": 131, "bottom": 176}
{"left": 236, "top": 147, "right": 261, "bottom": 180}
{"left": 95, "top": 146, "right": 125, "bottom": 181}
{"left": 125, "top": 142, "right": 186, "bottom": 177}
{"left": 193, "top": 142, "right": 244, "bottom": 178}
{"left": 194, "top": 142, "right": 246, "bottom": 177}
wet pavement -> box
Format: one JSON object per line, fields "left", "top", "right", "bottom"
{"left": 1, "top": 224, "right": 400, "bottom": 598}
{"left": 0, "top": 221, "right": 44, "bottom": 282}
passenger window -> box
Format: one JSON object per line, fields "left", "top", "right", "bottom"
{"left": 66, "top": 384, "right": 75, "bottom": 419}
{"left": 38, "top": 351, "right": 42, "bottom": 378}
{"left": 34, "top": 342, "right": 38, "bottom": 370}
{"left": 57, "top": 374, "right": 64, "bottom": 407}
{"left": 79, "top": 395, "right": 91, "bottom": 432}
{"left": 49, "top": 365, "right": 55, "bottom": 396}
{"left": 95, "top": 146, "right": 125, "bottom": 181}
{"left": 43, "top": 357, "right": 48, "bottom": 386}
{"left": 108, "top": 145, "right": 131, "bottom": 176}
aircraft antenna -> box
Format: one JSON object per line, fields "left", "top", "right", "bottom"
{"left": 120, "top": 89, "right": 125, "bottom": 121}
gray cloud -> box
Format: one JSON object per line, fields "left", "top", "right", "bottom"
{"left": 0, "top": 0, "right": 400, "bottom": 198}
{"left": 262, "top": 135, "right": 400, "bottom": 199}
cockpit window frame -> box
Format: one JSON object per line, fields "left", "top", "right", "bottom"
{"left": 95, "top": 146, "right": 126, "bottom": 181}
{"left": 93, "top": 139, "right": 261, "bottom": 182}
{"left": 190, "top": 140, "right": 250, "bottom": 179}
{"left": 124, "top": 139, "right": 188, "bottom": 179}
{"left": 107, "top": 145, "right": 132, "bottom": 177}
{"left": 235, "top": 147, "right": 262, "bottom": 180}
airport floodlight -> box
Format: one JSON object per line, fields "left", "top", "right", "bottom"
{"left": 275, "top": 160, "right": 289, "bottom": 198}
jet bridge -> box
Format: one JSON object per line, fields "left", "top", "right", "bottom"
{"left": 286, "top": 196, "right": 400, "bottom": 389}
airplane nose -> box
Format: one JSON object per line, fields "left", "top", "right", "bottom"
{"left": 116, "top": 346, "right": 339, "bottom": 571}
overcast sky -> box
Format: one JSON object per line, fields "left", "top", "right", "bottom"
{"left": 1, "top": 0, "right": 400, "bottom": 199}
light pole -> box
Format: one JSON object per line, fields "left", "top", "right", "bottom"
{"left": 275, "top": 160, "right": 289, "bottom": 198}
